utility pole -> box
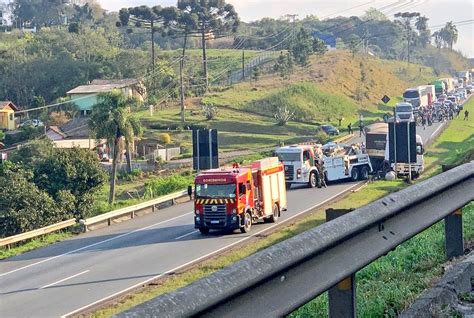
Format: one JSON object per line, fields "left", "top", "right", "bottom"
{"left": 285, "top": 14, "right": 299, "bottom": 48}
{"left": 180, "top": 57, "right": 185, "bottom": 124}
{"left": 242, "top": 49, "right": 245, "bottom": 80}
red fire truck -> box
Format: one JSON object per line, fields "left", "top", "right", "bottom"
{"left": 190, "top": 157, "right": 288, "bottom": 234}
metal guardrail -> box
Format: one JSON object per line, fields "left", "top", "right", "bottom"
{"left": 0, "top": 219, "right": 76, "bottom": 248}
{"left": 0, "top": 190, "right": 189, "bottom": 247}
{"left": 118, "top": 161, "right": 474, "bottom": 318}
{"left": 81, "top": 190, "right": 189, "bottom": 232}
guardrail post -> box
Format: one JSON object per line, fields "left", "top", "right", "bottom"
{"left": 326, "top": 209, "right": 356, "bottom": 318}
{"left": 441, "top": 165, "right": 464, "bottom": 259}
{"left": 445, "top": 209, "right": 463, "bottom": 259}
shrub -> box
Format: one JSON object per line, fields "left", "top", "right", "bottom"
{"left": 159, "top": 133, "right": 172, "bottom": 144}
{"left": 202, "top": 103, "right": 219, "bottom": 120}
{"left": 144, "top": 173, "right": 194, "bottom": 199}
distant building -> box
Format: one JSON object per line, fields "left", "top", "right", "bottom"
{"left": 67, "top": 79, "right": 147, "bottom": 116}
{"left": 46, "top": 118, "right": 105, "bottom": 149}
{"left": 313, "top": 32, "right": 337, "bottom": 50}
{"left": 0, "top": 101, "right": 19, "bottom": 131}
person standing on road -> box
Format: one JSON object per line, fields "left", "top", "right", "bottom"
{"left": 359, "top": 121, "right": 364, "bottom": 137}
{"left": 347, "top": 123, "right": 353, "bottom": 135}
{"left": 465, "top": 110, "right": 470, "bottom": 120}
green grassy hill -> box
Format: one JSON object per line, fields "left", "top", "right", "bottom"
{"left": 141, "top": 50, "right": 442, "bottom": 152}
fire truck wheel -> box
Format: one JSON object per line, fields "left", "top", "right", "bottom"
{"left": 308, "top": 172, "right": 317, "bottom": 188}
{"left": 269, "top": 204, "right": 280, "bottom": 223}
{"left": 351, "top": 167, "right": 360, "bottom": 181}
{"left": 240, "top": 212, "right": 252, "bottom": 233}
{"left": 199, "top": 228, "right": 210, "bottom": 235}
{"left": 360, "top": 166, "right": 370, "bottom": 180}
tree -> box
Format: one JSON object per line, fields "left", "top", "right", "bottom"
{"left": 274, "top": 52, "right": 290, "bottom": 79}
{"left": 440, "top": 21, "right": 458, "bottom": 50}
{"left": 252, "top": 66, "right": 260, "bottom": 86}
{"left": 394, "top": 12, "right": 420, "bottom": 62}
{"left": 11, "top": 0, "right": 67, "bottom": 28}
{"left": 117, "top": 6, "right": 164, "bottom": 72}
{"left": 33, "top": 148, "right": 107, "bottom": 219}
{"left": 177, "top": 0, "right": 239, "bottom": 89}
{"left": 363, "top": 8, "right": 388, "bottom": 21}
{"left": 291, "top": 27, "right": 314, "bottom": 67}
{"left": 0, "top": 162, "right": 75, "bottom": 237}
{"left": 313, "top": 38, "right": 328, "bottom": 56}
{"left": 432, "top": 31, "right": 445, "bottom": 49}
{"left": 8, "top": 139, "right": 55, "bottom": 169}
{"left": 89, "top": 90, "right": 142, "bottom": 204}
{"left": 202, "top": 103, "right": 218, "bottom": 120}
{"left": 346, "top": 34, "right": 361, "bottom": 57}
{"left": 415, "top": 15, "right": 430, "bottom": 48}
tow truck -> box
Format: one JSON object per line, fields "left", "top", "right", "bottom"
{"left": 321, "top": 143, "right": 373, "bottom": 181}
{"left": 191, "top": 157, "right": 287, "bottom": 234}
{"left": 275, "top": 144, "right": 324, "bottom": 189}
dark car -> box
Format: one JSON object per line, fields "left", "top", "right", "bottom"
{"left": 320, "top": 124, "right": 340, "bottom": 136}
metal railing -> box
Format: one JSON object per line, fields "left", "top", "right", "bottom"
{"left": 0, "top": 219, "right": 76, "bottom": 248}
{"left": 0, "top": 190, "right": 189, "bottom": 247}
{"left": 118, "top": 161, "right": 474, "bottom": 318}
{"left": 80, "top": 190, "right": 189, "bottom": 232}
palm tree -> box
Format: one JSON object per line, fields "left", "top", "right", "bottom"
{"left": 415, "top": 16, "right": 429, "bottom": 32}
{"left": 432, "top": 31, "right": 445, "bottom": 49}
{"left": 440, "top": 21, "right": 458, "bottom": 50}
{"left": 89, "top": 90, "right": 142, "bottom": 204}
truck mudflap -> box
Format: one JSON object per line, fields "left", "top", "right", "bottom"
{"left": 195, "top": 214, "right": 242, "bottom": 231}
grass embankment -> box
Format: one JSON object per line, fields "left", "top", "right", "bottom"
{"left": 141, "top": 50, "right": 440, "bottom": 152}
{"left": 0, "top": 232, "right": 73, "bottom": 260}
{"left": 90, "top": 100, "right": 474, "bottom": 317}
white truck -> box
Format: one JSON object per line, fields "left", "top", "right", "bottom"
{"left": 321, "top": 143, "right": 373, "bottom": 182}
{"left": 275, "top": 145, "right": 323, "bottom": 189}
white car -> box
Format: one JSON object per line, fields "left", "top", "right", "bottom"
{"left": 19, "top": 119, "right": 44, "bottom": 128}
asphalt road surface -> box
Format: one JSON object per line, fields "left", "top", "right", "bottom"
{"left": 0, "top": 119, "right": 449, "bottom": 317}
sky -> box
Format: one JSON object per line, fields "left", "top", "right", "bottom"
{"left": 98, "top": 0, "right": 474, "bottom": 58}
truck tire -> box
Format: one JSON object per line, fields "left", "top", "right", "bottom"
{"left": 240, "top": 212, "right": 252, "bottom": 233}
{"left": 286, "top": 183, "right": 291, "bottom": 190}
{"left": 269, "top": 204, "right": 280, "bottom": 223}
{"left": 360, "top": 166, "right": 369, "bottom": 180}
{"left": 199, "top": 228, "right": 210, "bottom": 235}
{"left": 351, "top": 167, "right": 360, "bottom": 181}
{"left": 308, "top": 171, "right": 317, "bottom": 188}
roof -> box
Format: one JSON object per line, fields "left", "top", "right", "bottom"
{"left": 67, "top": 79, "right": 140, "bottom": 95}
{"left": 58, "top": 118, "right": 90, "bottom": 138}
{"left": 48, "top": 126, "right": 68, "bottom": 138}
{"left": 0, "top": 101, "right": 19, "bottom": 111}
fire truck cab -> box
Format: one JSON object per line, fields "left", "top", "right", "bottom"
{"left": 192, "top": 157, "right": 287, "bottom": 234}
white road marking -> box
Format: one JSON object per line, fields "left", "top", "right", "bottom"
{"left": 430, "top": 122, "right": 445, "bottom": 140}
{"left": 40, "top": 270, "right": 90, "bottom": 289}
{"left": 61, "top": 183, "right": 360, "bottom": 317}
{"left": 0, "top": 212, "right": 194, "bottom": 278}
{"left": 175, "top": 230, "right": 199, "bottom": 240}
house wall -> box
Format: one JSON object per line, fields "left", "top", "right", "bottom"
{"left": 70, "top": 87, "right": 138, "bottom": 113}
{"left": 69, "top": 94, "right": 98, "bottom": 112}
{"left": 0, "top": 109, "right": 16, "bottom": 130}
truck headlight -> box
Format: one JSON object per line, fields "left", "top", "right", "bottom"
{"left": 232, "top": 208, "right": 237, "bottom": 214}
{"left": 195, "top": 209, "right": 200, "bottom": 215}
{"left": 196, "top": 216, "right": 201, "bottom": 222}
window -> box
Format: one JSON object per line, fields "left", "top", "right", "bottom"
{"left": 277, "top": 152, "right": 301, "bottom": 162}
{"left": 9, "top": 113, "right": 13, "bottom": 121}
{"left": 403, "top": 90, "right": 419, "bottom": 99}
{"left": 303, "top": 151, "right": 310, "bottom": 162}
{"left": 196, "top": 184, "right": 236, "bottom": 199}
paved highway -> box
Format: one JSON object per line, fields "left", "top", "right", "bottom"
{"left": 0, "top": 120, "right": 448, "bottom": 317}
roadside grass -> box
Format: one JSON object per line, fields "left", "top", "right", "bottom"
{"left": 0, "top": 232, "right": 73, "bottom": 260}
{"left": 89, "top": 103, "right": 474, "bottom": 317}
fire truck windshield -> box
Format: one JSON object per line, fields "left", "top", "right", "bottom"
{"left": 196, "top": 184, "right": 236, "bottom": 199}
